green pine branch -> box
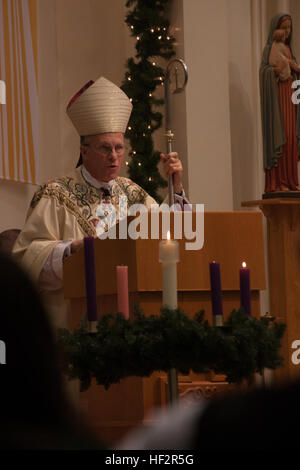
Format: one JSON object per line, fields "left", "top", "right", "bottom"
{"left": 58, "top": 308, "right": 286, "bottom": 391}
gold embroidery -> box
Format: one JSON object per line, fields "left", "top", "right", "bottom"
{"left": 30, "top": 185, "right": 95, "bottom": 237}
{"left": 114, "top": 177, "right": 148, "bottom": 205}
{"left": 29, "top": 169, "right": 151, "bottom": 238}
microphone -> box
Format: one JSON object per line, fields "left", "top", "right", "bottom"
{"left": 101, "top": 188, "right": 111, "bottom": 198}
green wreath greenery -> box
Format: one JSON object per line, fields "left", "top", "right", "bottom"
{"left": 58, "top": 307, "right": 285, "bottom": 392}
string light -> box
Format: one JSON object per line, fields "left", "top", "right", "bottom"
{"left": 123, "top": 2, "right": 175, "bottom": 200}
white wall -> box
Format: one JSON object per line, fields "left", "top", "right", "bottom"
{"left": 182, "top": 0, "right": 233, "bottom": 210}
{"left": 0, "top": 178, "right": 36, "bottom": 232}
{"left": 227, "top": 0, "right": 263, "bottom": 208}
{"left": 54, "top": 0, "right": 129, "bottom": 175}
{"left": 0, "top": 0, "right": 129, "bottom": 232}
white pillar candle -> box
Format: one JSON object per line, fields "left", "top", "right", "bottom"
{"left": 159, "top": 232, "right": 179, "bottom": 309}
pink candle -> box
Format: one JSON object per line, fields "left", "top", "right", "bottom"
{"left": 116, "top": 266, "right": 129, "bottom": 319}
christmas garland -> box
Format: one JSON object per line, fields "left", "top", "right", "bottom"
{"left": 58, "top": 308, "right": 285, "bottom": 391}
{"left": 121, "top": 0, "right": 176, "bottom": 201}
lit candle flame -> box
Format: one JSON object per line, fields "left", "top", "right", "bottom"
{"left": 242, "top": 262, "right": 247, "bottom": 268}
{"left": 167, "top": 231, "right": 171, "bottom": 241}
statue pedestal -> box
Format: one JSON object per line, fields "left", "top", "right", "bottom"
{"left": 242, "top": 198, "right": 300, "bottom": 383}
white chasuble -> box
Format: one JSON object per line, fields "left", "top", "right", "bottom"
{"left": 13, "top": 166, "right": 156, "bottom": 328}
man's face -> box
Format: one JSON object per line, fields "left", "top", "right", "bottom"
{"left": 81, "top": 132, "right": 125, "bottom": 182}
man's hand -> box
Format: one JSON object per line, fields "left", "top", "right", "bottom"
{"left": 160, "top": 152, "right": 183, "bottom": 194}
{"left": 71, "top": 239, "right": 84, "bottom": 254}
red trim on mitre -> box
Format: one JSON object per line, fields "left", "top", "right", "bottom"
{"left": 66, "top": 80, "right": 94, "bottom": 110}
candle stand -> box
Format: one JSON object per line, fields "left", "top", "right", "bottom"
{"left": 167, "top": 368, "right": 179, "bottom": 403}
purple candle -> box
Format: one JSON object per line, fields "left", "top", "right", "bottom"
{"left": 239, "top": 262, "right": 251, "bottom": 315}
{"left": 83, "top": 237, "right": 98, "bottom": 322}
{"left": 117, "top": 266, "right": 129, "bottom": 319}
{"left": 209, "top": 262, "right": 223, "bottom": 326}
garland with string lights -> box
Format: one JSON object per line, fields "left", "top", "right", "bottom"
{"left": 121, "top": 0, "right": 176, "bottom": 201}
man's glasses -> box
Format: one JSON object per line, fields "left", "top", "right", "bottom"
{"left": 84, "top": 144, "right": 124, "bottom": 157}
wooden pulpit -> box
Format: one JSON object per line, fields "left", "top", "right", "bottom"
{"left": 63, "top": 211, "right": 266, "bottom": 445}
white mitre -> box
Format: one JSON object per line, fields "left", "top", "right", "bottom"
{"left": 66, "top": 76, "right": 132, "bottom": 136}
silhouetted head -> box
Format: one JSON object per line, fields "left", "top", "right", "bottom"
{"left": 0, "top": 252, "right": 101, "bottom": 449}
